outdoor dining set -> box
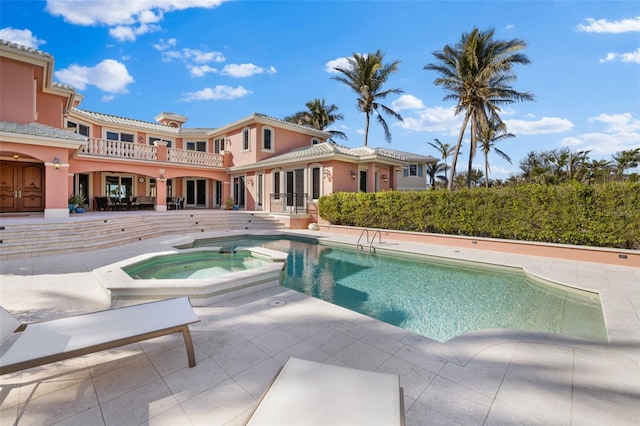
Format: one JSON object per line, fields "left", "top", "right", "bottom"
{"left": 94, "top": 196, "right": 184, "bottom": 211}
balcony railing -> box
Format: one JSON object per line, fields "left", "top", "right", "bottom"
{"left": 269, "top": 193, "right": 308, "bottom": 214}
{"left": 168, "top": 148, "right": 223, "bottom": 166}
{"left": 79, "top": 138, "right": 224, "bottom": 167}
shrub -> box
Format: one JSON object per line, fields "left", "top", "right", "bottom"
{"left": 317, "top": 182, "right": 640, "bottom": 249}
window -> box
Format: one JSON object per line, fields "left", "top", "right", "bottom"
{"left": 149, "top": 137, "right": 173, "bottom": 148}
{"left": 214, "top": 138, "right": 225, "bottom": 153}
{"left": 67, "top": 120, "right": 90, "bottom": 137}
{"left": 106, "top": 131, "right": 134, "bottom": 142}
{"left": 186, "top": 141, "right": 206, "bottom": 152}
{"left": 311, "top": 138, "right": 320, "bottom": 145}
{"left": 311, "top": 167, "right": 320, "bottom": 200}
{"left": 404, "top": 164, "right": 424, "bottom": 177}
{"left": 242, "top": 127, "right": 250, "bottom": 151}
{"left": 273, "top": 171, "right": 280, "bottom": 199}
{"left": 262, "top": 127, "right": 274, "bottom": 151}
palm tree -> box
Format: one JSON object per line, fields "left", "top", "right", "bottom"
{"left": 424, "top": 27, "right": 534, "bottom": 190}
{"left": 284, "top": 98, "right": 348, "bottom": 141}
{"left": 426, "top": 161, "right": 446, "bottom": 190}
{"left": 427, "top": 138, "right": 457, "bottom": 185}
{"left": 332, "top": 50, "right": 404, "bottom": 146}
{"left": 477, "top": 117, "right": 514, "bottom": 188}
{"left": 612, "top": 148, "right": 640, "bottom": 179}
{"left": 584, "top": 159, "right": 612, "bottom": 184}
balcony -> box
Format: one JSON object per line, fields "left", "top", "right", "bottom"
{"left": 79, "top": 138, "right": 224, "bottom": 167}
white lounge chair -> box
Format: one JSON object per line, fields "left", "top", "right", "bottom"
{"left": 244, "top": 357, "right": 405, "bottom": 426}
{"left": 0, "top": 297, "right": 200, "bottom": 375}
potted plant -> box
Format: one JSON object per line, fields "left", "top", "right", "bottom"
{"left": 68, "top": 193, "right": 85, "bottom": 213}
{"left": 224, "top": 198, "right": 235, "bottom": 210}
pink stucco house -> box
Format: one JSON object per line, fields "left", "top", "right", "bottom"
{"left": 0, "top": 40, "right": 436, "bottom": 225}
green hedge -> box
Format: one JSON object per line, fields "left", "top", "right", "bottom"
{"left": 317, "top": 182, "right": 640, "bottom": 249}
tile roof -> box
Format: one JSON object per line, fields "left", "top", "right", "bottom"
{"left": 0, "top": 121, "right": 88, "bottom": 141}
{"left": 0, "top": 39, "right": 53, "bottom": 59}
{"left": 214, "top": 113, "right": 330, "bottom": 137}
{"left": 233, "top": 141, "right": 434, "bottom": 170}
{"left": 374, "top": 147, "right": 438, "bottom": 162}
{"left": 73, "top": 109, "right": 217, "bottom": 134}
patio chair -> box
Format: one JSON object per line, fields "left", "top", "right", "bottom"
{"left": 0, "top": 297, "right": 200, "bottom": 375}
{"left": 243, "top": 357, "right": 405, "bottom": 425}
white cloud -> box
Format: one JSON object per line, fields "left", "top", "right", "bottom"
{"left": 221, "top": 64, "right": 277, "bottom": 78}
{"left": 396, "top": 105, "right": 463, "bottom": 134}
{"left": 504, "top": 117, "right": 574, "bottom": 135}
{"left": 392, "top": 94, "right": 425, "bottom": 111}
{"left": 0, "top": 27, "right": 45, "bottom": 48}
{"left": 560, "top": 132, "right": 640, "bottom": 155}
{"left": 109, "top": 23, "right": 160, "bottom": 42}
{"left": 101, "top": 94, "right": 115, "bottom": 102}
{"left": 576, "top": 16, "right": 640, "bottom": 33}
{"left": 45, "top": 0, "right": 227, "bottom": 41}
{"left": 325, "top": 57, "right": 352, "bottom": 73}
{"left": 560, "top": 112, "right": 640, "bottom": 156}
{"left": 152, "top": 38, "right": 177, "bottom": 51}
{"left": 181, "top": 85, "right": 251, "bottom": 101}
{"left": 54, "top": 59, "right": 134, "bottom": 93}
{"left": 188, "top": 65, "right": 218, "bottom": 77}
{"left": 588, "top": 112, "right": 640, "bottom": 133}
{"left": 155, "top": 45, "right": 225, "bottom": 63}
{"left": 599, "top": 47, "right": 640, "bottom": 64}
{"left": 505, "top": 24, "right": 515, "bottom": 30}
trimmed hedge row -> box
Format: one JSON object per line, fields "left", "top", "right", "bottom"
{"left": 317, "top": 182, "right": 640, "bottom": 249}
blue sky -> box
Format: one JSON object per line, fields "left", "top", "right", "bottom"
{"left": 2, "top": 0, "right": 639, "bottom": 179}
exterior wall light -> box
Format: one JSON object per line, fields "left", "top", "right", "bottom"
{"left": 350, "top": 170, "right": 357, "bottom": 179}
{"left": 158, "top": 174, "right": 166, "bottom": 182}
{"left": 53, "top": 156, "right": 61, "bottom": 170}
{"left": 382, "top": 174, "right": 388, "bottom": 183}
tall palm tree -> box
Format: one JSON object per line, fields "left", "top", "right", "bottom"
{"left": 284, "top": 98, "right": 348, "bottom": 141}
{"left": 424, "top": 27, "right": 534, "bottom": 190}
{"left": 332, "top": 50, "right": 404, "bottom": 146}
{"left": 427, "top": 138, "right": 457, "bottom": 185}
{"left": 477, "top": 117, "right": 514, "bottom": 188}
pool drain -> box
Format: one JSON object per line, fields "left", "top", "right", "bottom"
{"left": 268, "top": 300, "right": 286, "bottom": 307}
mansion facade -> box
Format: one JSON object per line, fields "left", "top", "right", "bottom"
{"left": 0, "top": 40, "right": 436, "bottom": 226}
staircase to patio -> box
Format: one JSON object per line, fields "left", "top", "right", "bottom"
{"left": 0, "top": 211, "right": 285, "bottom": 260}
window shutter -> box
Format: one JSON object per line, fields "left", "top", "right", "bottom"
{"left": 418, "top": 164, "right": 424, "bottom": 177}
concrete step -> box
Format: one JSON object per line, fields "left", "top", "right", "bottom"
{"left": 0, "top": 211, "right": 285, "bottom": 259}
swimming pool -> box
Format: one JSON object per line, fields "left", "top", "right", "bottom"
{"left": 182, "top": 235, "right": 607, "bottom": 342}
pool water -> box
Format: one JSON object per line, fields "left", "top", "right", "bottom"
{"left": 123, "top": 251, "right": 269, "bottom": 279}
{"left": 189, "top": 236, "right": 607, "bottom": 342}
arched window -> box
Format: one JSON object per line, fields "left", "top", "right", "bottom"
{"left": 262, "top": 127, "right": 274, "bottom": 151}
{"left": 242, "top": 127, "right": 250, "bottom": 151}
{"left": 309, "top": 163, "right": 323, "bottom": 200}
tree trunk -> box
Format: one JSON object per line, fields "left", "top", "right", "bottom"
{"left": 363, "top": 113, "right": 371, "bottom": 147}
{"left": 466, "top": 118, "right": 477, "bottom": 189}
{"left": 448, "top": 112, "right": 471, "bottom": 190}
{"left": 484, "top": 151, "right": 490, "bottom": 188}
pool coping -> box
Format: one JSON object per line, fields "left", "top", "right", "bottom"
{"left": 93, "top": 245, "right": 288, "bottom": 307}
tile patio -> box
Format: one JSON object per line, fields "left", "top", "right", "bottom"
{"left": 1, "top": 222, "right": 638, "bottom": 425}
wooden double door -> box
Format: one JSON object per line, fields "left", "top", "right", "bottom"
{"left": 0, "top": 161, "right": 45, "bottom": 213}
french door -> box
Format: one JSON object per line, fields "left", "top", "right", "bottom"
{"left": 186, "top": 179, "right": 206, "bottom": 207}
{"left": 285, "top": 168, "right": 305, "bottom": 210}
{"left": 0, "top": 161, "right": 44, "bottom": 212}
